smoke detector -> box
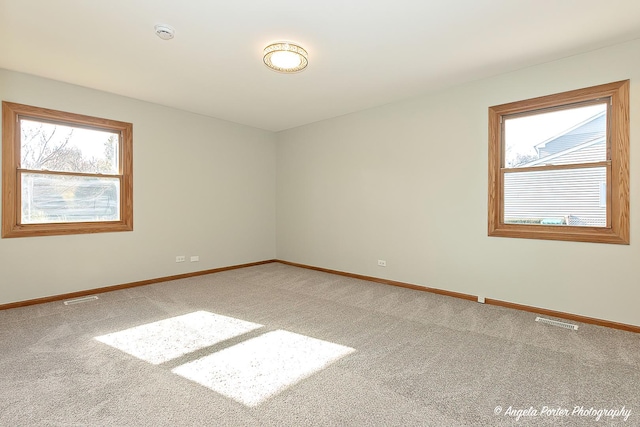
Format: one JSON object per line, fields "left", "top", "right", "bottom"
{"left": 154, "top": 24, "right": 175, "bottom": 40}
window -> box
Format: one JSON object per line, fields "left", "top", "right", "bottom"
{"left": 2, "top": 102, "right": 133, "bottom": 238}
{"left": 488, "top": 80, "right": 629, "bottom": 244}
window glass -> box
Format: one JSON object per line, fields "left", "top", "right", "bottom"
{"left": 504, "top": 103, "right": 607, "bottom": 168}
{"left": 20, "top": 119, "right": 119, "bottom": 174}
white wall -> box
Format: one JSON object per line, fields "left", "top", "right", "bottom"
{"left": 3, "top": 39, "right": 639, "bottom": 327}
{"left": 276, "top": 39, "right": 640, "bottom": 327}
{"left": 0, "top": 69, "right": 276, "bottom": 305}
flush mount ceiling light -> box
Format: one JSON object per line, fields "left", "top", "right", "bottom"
{"left": 263, "top": 42, "right": 308, "bottom": 73}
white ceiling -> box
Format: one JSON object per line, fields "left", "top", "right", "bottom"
{"left": 2, "top": 1, "right": 640, "bottom": 132}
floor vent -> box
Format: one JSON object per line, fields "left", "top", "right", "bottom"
{"left": 535, "top": 316, "right": 578, "bottom": 331}
{"left": 63, "top": 296, "right": 99, "bottom": 305}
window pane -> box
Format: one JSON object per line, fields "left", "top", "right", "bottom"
{"left": 20, "top": 119, "right": 119, "bottom": 174}
{"left": 504, "top": 167, "right": 606, "bottom": 227}
{"left": 504, "top": 103, "right": 607, "bottom": 168}
{"left": 21, "top": 173, "right": 120, "bottom": 224}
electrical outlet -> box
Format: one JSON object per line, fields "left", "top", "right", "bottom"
{"left": 175, "top": 256, "right": 186, "bottom": 263}
{"left": 190, "top": 256, "right": 199, "bottom": 262}
{"left": 477, "top": 296, "right": 485, "bottom": 304}
{"left": 377, "top": 260, "right": 386, "bottom": 267}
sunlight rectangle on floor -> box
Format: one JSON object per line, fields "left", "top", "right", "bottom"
{"left": 95, "top": 311, "right": 263, "bottom": 364}
{"left": 172, "top": 329, "right": 355, "bottom": 407}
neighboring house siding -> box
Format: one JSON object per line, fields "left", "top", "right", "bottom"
{"left": 506, "top": 112, "right": 608, "bottom": 227}
{"left": 546, "top": 139, "right": 605, "bottom": 166}
{"left": 504, "top": 167, "right": 606, "bottom": 226}
{"left": 537, "top": 113, "right": 606, "bottom": 157}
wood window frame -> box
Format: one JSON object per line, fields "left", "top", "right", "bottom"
{"left": 488, "top": 80, "right": 629, "bottom": 244}
{"left": 2, "top": 101, "right": 133, "bottom": 238}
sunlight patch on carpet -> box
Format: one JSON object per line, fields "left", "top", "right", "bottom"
{"left": 172, "top": 329, "right": 355, "bottom": 407}
{"left": 95, "top": 311, "right": 263, "bottom": 364}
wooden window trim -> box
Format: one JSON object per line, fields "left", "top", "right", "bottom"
{"left": 488, "top": 80, "right": 629, "bottom": 244}
{"left": 2, "top": 102, "right": 133, "bottom": 238}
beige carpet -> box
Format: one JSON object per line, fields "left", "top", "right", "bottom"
{"left": 1, "top": 262, "right": 638, "bottom": 426}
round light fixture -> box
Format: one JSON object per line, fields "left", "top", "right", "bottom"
{"left": 263, "top": 42, "right": 308, "bottom": 73}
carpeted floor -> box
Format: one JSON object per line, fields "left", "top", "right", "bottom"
{"left": 1, "top": 262, "right": 638, "bottom": 426}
